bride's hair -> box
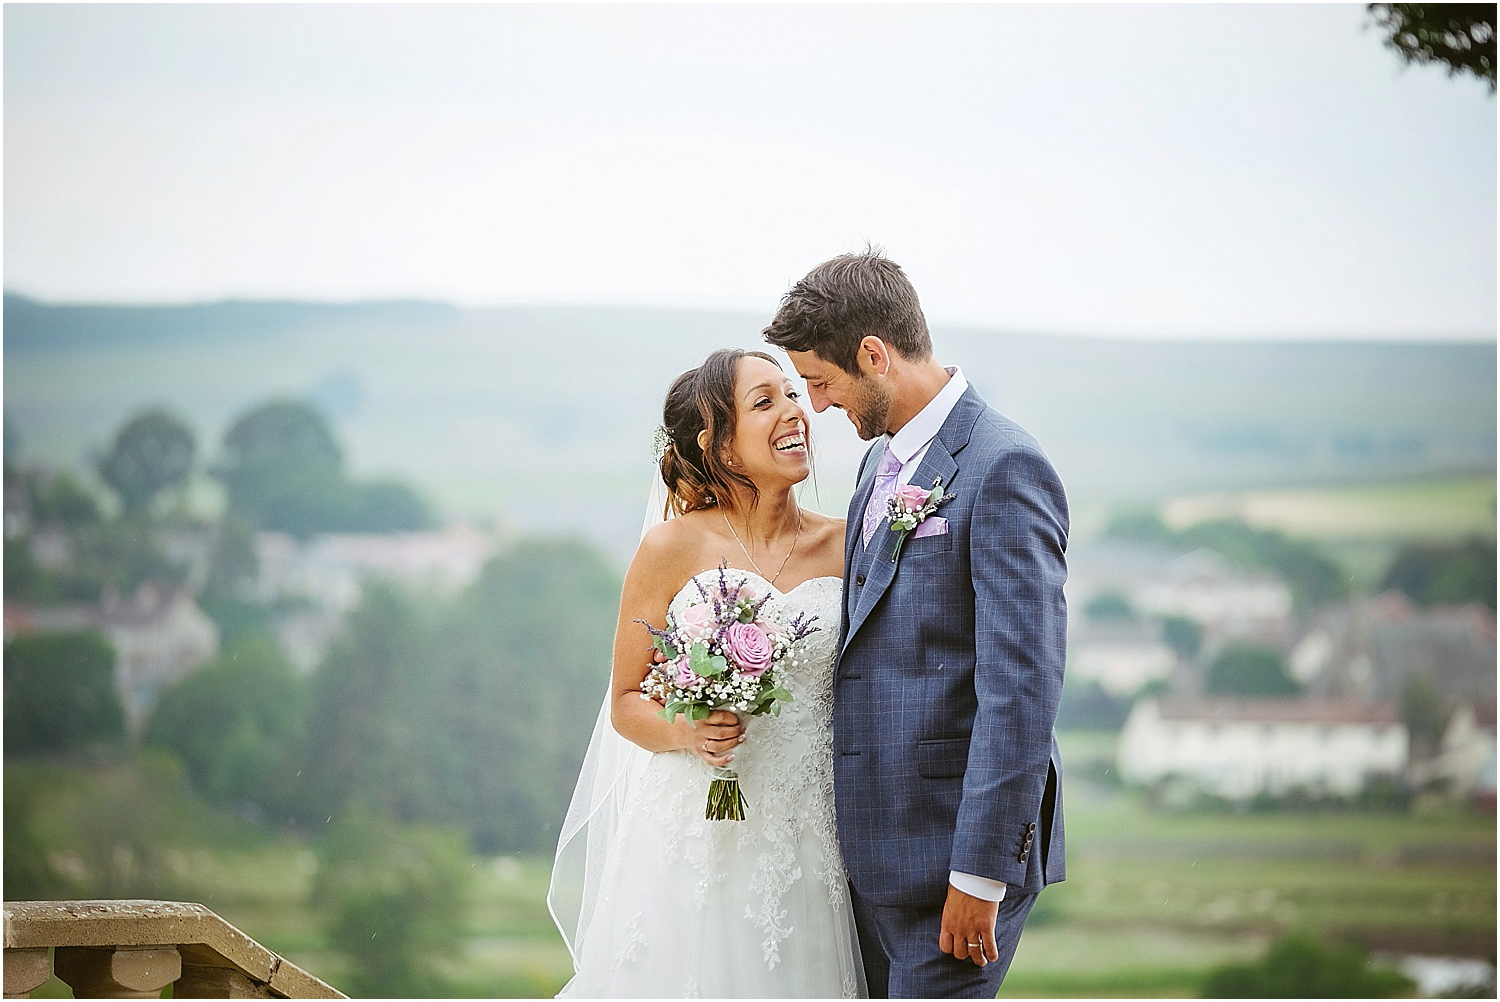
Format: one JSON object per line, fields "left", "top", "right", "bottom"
{"left": 659, "top": 347, "right": 786, "bottom": 517}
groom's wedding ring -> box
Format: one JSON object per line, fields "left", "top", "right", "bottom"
{"left": 966, "top": 941, "right": 982, "bottom": 949}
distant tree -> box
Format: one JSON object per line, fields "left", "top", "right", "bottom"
{"left": 296, "top": 582, "right": 441, "bottom": 824}
{"left": 215, "top": 400, "right": 432, "bottom": 536}
{"left": 1162, "top": 615, "right": 1203, "bottom": 661}
{"left": 1203, "top": 643, "right": 1300, "bottom": 698}
{"left": 1380, "top": 537, "right": 1496, "bottom": 610}
{"left": 144, "top": 631, "right": 307, "bottom": 808}
{"left": 1368, "top": 3, "right": 1497, "bottom": 91}
{"left": 1056, "top": 676, "right": 1133, "bottom": 730}
{"left": 1107, "top": 513, "right": 1347, "bottom": 613}
{"left": 98, "top": 409, "right": 195, "bottom": 514}
{"left": 4, "top": 414, "right": 20, "bottom": 478}
{"left": 1084, "top": 591, "right": 1136, "bottom": 621}
{"left": 70, "top": 515, "right": 186, "bottom": 595}
{"left": 1399, "top": 670, "right": 1452, "bottom": 759}
{"left": 340, "top": 479, "right": 434, "bottom": 533}
{"left": 312, "top": 810, "right": 471, "bottom": 998}
{"left": 4, "top": 630, "right": 124, "bottom": 755}
{"left": 436, "top": 538, "right": 622, "bottom": 852}
{"left": 216, "top": 400, "right": 346, "bottom": 538}
{"left": 1201, "top": 932, "right": 1414, "bottom": 997}
{"left": 27, "top": 470, "right": 102, "bottom": 529}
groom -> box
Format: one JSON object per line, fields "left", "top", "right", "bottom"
{"left": 764, "top": 252, "right": 1068, "bottom": 998}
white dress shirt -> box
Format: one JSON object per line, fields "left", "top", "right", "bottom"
{"left": 878, "top": 366, "right": 1008, "bottom": 904}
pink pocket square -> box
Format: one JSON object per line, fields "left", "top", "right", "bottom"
{"left": 912, "top": 516, "right": 948, "bottom": 539}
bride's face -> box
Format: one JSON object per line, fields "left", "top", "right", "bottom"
{"left": 724, "top": 355, "right": 810, "bottom": 489}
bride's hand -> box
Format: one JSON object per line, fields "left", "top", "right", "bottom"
{"left": 682, "top": 709, "right": 745, "bottom": 767}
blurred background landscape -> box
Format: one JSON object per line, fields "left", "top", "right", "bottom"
{"left": 5, "top": 4, "right": 1495, "bottom": 999}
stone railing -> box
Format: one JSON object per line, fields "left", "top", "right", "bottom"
{"left": 3, "top": 900, "right": 345, "bottom": 998}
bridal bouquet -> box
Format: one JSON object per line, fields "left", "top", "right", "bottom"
{"left": 638, "top": 563, "right": 819, "bottom": 820}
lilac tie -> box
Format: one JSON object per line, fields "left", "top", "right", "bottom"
{"left": 860, "top": 444, "right": 903, "bottom": 547}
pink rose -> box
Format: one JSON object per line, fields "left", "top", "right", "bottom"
{"left": 724, "top": 622, "right": 773, "bottom": 677}
{"left": 756, "top": 616, "right": 787, "bottom": 644}
{"left": 673, "top": 655, "right": 702, "bottom": 689}
{"left": 677, "top": 603, "right": 717, "bottom": 642}
{"left": 893, "top": 484, "right": 931, "bottom": 511}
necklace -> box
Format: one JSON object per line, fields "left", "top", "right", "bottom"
{"left": 721, "top": 508, "right": 802, "bottom": 587}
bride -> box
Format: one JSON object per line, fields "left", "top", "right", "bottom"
{"left": 549, "top": 348, "right": 866, "bottom": 998}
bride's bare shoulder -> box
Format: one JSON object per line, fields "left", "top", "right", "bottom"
{"left": 632, "top": 511, "right": 719, "bottom": 583}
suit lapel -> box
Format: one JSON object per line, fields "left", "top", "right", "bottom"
{"left": 841, "top": 385, "right": 985, "bottom": 657}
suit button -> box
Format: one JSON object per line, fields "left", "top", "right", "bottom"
{"left": 855, "top": 573, "right": 866, "bottom": 586}
{"left": 1027, "top": 822, "right": 1037, "bottom": 833}
{"left": 1018, "top": 851, "right": 1029, "bottom": 863}
{"left": 1023, "top": 837, "right": 1033, "bottom": 847}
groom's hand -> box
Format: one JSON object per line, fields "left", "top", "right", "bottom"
{"left": 938, "top": 885, "right": 1000, "bottom": 966}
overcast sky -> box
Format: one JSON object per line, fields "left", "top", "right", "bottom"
{"left": 5, "top": 3, "right": 1495, "bottom": 338}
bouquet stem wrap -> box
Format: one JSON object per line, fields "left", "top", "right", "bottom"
{"left": 706, "top": 765, "right": 748, "bottom": 821}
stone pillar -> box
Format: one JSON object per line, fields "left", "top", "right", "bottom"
{"left": 176, "top": 963, "right": 274, "bottom": 998}
{"left": 3, "top": 947, "right": 52, "bottom": 999}
{"left": 54, "top": 946, "right": 181, "bottom": 999}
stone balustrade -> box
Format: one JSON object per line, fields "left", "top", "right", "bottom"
{"left": 3, "top": 900, "right": 344, "bottom": 999}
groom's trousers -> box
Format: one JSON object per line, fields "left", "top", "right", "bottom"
{"left": 851, "top": 886, "right": 1037, "bottom": 999}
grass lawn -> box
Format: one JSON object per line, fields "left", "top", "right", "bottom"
{"left": 1159, "top": 475, "right": 1496, "bottom": 544}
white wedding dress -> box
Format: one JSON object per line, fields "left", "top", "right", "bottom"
{"left": 555, "top": 569, "right": 865, "bottom": 999}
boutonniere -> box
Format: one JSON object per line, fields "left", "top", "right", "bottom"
{"left": 885, "top": 477, "right": 956, "bottom": 562}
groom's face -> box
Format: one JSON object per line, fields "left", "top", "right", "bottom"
{"left": 786, "top": 349, "right": 892, "bottom": 441}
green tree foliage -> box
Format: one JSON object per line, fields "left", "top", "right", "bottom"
{"left": 311, "top": 810, "right": 472, "bottom": 998}
{"left": 1369, "top": 3, "right": 1497, "bottom": 91}
{"left": 1083, "top": 590, "right": 1136, "bottom": 621}
{"left": 1056, "top": 675, "right": 1133, "bottom": 730}
{"left": 340, "top": 480, "right": 434, "bottom": 533}
{"left": 1107, "top": 512, "right": 1347, "bottom": 612}
{"left": 1380, "top": 537, "right": 1496, "bottom": 610}
{"left": 25, "top": 469, "right": 103, "bottom": 529}
{"left": 298, "top": 582, "right": 443, "bottom": 823}
{"left": 70, "top": 514, "right": 187, "bottom": 595}
{"left": 216, "top": 400, "right": 432, "bottom": 537}
{"left": 4, "top": 630, "right": 124, "bottom": 755}
{"left": 98, "top": 408, "right": 195, "bottom": 514}
{"left": 1162, "top": 615, "right": 1203, "bottom": 660}
{"left": 144, "top": 632, "right": 307, "bottom": 810}
{"left": 437, "top": 538, "right": 622, "bottom": 852}
{"left": 1399, "top": 670, "right": 1452, "bottom": 759}
{"left": 290, "top": 538, "right": 621, "bottom": 853}
{"left": 1201, "top": 932, "right": 1415, "bottom": 997}
{"left": 1203, "top": 643, "right": 1301, "bottom": 698}
{"left": 217, "top": 401, "right": 347, "bottom": 537}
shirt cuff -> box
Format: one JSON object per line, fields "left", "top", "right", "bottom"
{"left": 949, "top": 870, "right": 1007, "bottom": 902}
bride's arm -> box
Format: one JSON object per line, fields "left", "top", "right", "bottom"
{"left": 609, "top": 522, "right": 745, "bottom": 765}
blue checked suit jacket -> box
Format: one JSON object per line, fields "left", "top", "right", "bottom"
{"left": 834, "top": 384, "right": 1068, "bottom": 908}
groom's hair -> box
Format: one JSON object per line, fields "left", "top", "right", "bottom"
{"left": 762, "top": 249, "right": 932, "bottom": 376}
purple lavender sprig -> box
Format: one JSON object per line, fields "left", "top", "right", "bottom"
{"left": 784, "top": 610, "right": 822, "bottom": 644}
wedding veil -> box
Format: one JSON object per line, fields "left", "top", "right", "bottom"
{"left": 545, "top": 466, "right": 668, "bottom": 967}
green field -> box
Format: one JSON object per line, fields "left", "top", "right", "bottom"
{"left": 18, "top": 745, "right": 1494, "bottom": 999}
{"left": 1160, "top": 475, "right": 1496, "bottom": 543}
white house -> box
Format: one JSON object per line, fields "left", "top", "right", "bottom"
{"left": 100, "top": 584, "right": 220, "bottom": 735}
{"left": 1118, "top": 697, "right": 1407, "bottom": 800}
{"left": 1432, "top": 702, "right": 1497, "bottom": 798}
{"left": 1132, "top": 549, "right": 1292, "bottom": 636}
